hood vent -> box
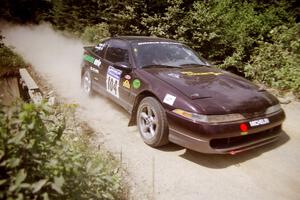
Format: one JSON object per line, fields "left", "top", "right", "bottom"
{"left": 190, "top": 93, "right": 212, "bottom": 100}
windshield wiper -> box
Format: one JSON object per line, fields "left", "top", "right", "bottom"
{"left": 142, "top": 64, "right": 181, "bottom": 69}
{"left": 180, "top": 63, "right": 208, "bottom": 67}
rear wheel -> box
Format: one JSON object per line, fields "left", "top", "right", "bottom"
{"left": 137, "top": 97, "right": 169, "bottom": 147}
{"left": 81, "top": 70, "right": 94, "bottom": 96}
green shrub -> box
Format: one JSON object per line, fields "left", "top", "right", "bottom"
{"left": 0, "top": 102, "right": 123, "bottom": 200}
{"left": 81, "top": 23, "right": 111, "bottom": 44}
{"left": 244, "top": 24, "right": 300, "bottom": 96}
{"left": 0, "top": 38, "right": 26, "bottom": 75}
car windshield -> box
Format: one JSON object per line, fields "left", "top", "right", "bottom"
{"left": 132, "top": 42, "right": 210, "bottom": 68}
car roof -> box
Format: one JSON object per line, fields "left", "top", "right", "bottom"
{"left": 112, "top": 36, "right": 179, "bottom": 44}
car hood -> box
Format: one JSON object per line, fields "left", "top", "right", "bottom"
{"left": 145, "top": 66, "right": 278, "bottom": 114}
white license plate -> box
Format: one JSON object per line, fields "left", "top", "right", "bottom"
{"left": 249, "top": 118, "right": 270, "bottom": 127}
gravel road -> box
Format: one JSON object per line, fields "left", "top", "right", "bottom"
{"left": 2, "top": 24, "right": 300, "bottom": 200}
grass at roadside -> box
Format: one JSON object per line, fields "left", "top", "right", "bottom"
{"left": 0, "top": 101, "right": 124, "bottom": 200}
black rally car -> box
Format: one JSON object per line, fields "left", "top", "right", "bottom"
{"left": 81, "top": 36, "right": 285, "bottom": 154}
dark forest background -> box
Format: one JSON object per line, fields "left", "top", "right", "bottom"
{"left": 1, "top": 0, "right": 299, "bottom": 95}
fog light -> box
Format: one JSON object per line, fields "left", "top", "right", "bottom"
{"left": 240, "top": 123, "right": 248, "bottom": 132}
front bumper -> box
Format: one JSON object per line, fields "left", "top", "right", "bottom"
{"left": 167, "top": 110, "right": 285, "bottom": 154}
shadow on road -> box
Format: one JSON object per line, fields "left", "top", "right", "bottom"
{"left": 158, "top": 143, "right": 185, "bottom": 152}
{"left": 161, "top": 131, "right": 290, "bottom": 169}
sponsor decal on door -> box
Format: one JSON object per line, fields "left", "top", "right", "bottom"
{"left": 106, "top": 66, "right": 122, "bottom": 98}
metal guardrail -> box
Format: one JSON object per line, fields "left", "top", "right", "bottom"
{"left": 19, "top": 68, "right": 43, "bottom": 104}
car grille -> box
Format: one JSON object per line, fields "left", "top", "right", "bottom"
{"left": 242, "top": 111, "right": 265, "bottom": 119}
{"left": 210, "top": 125, "right": 281, "bottom": 150}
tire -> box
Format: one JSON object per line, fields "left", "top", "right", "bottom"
{"left": 81, "top": 70, "right": 94, "bottom": 96}
{"left": 137, "top": 97, "right": 169, "bottom": 147}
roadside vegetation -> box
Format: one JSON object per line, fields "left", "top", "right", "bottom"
{"left": 1, "top": 0, "right": 299, "bottom": 96}
{"left": 0, "top": 35, "right": 26, "bottom": 76}
{"left": 0, "top": 101, "right": 124, "bottom": 200}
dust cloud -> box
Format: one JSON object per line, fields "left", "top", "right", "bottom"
{"left": 1, "top": 23, "right": 84, "bottom": 99}
{"left": 1, "top": 22, "right": 135, "bottom": 141}
{"left": 1, "top": 23, "right": 131, "bottom": 135}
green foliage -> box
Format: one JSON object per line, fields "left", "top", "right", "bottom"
{"left": 140, "top": 0, "right": 186, "bottom": 39}
{"left": 51, "top": 0, "right": 112, "bottom": 34}
{"left": 183, "top": 0, "right": 293, "bottom": 63}
{"left": 81, "top": 23, "right": 111, "bottom": 44}
{"left": 0, "top": 102, "right": 123, "bottom": 199}
{"left": 0, "top": 40, "right": 26, "bottom": 75}
{"left": 245, "top": 24, "right": 300, "bottom": 95}
{"left": 50, "top": 0, "right": 139, "bottom": 36}
{"left": 1, "top": 0, "right": 299, "bottom": 95}
{"left": 0, "top": 0, "right": 52, "bottom": 23}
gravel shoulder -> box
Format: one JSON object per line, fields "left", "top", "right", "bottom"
{"left": 2, "top": 24, "right": 300, "bottom": 200}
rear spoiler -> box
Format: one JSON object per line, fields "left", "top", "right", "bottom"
{"left": 83, "top": 46, "right": 102, "bottom": 59}
{"left": 83, "top": 46, "right": 94, "bottom": 52}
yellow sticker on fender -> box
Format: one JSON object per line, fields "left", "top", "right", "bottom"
{"left": 181, "top": 71, "right": 222, "bottom": 76}
{"left": 123, "top": 80, "right": 130, "bottom": 89}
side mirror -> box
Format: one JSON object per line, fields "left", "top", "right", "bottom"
{"left": 114, "top": 62, "right": 131, "bottom": 71}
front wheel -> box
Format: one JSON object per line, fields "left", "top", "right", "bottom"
{"left": 137, "top": 97, "right": 169, "bottom": 147}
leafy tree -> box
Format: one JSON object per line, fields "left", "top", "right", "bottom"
{"left": 81, "top": 23, "right": 111, "bottom": 44}
{"left": 245, "top": 23, "right": 300, "bottom": 95}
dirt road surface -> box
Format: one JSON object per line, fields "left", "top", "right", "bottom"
{"left": 2, "top": 24, "right": 300, "bottom": 200}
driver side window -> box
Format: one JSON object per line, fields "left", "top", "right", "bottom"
{"left": 94, "top": 42, "right": 107, "bottom": 58}
{"left": 105, "top": 40, "right": 129, "bottom": 63}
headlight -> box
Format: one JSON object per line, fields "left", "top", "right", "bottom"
{"left": 265, "top": 104, "right": 281, "bottom": 115}
{"left": 172, "top": 109, "right": 245, "bottom": 123}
